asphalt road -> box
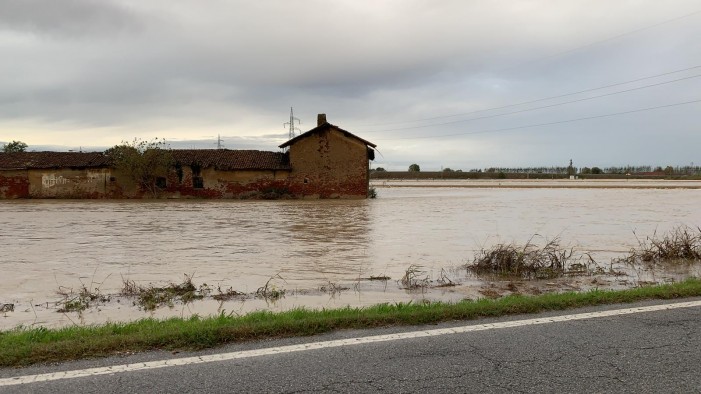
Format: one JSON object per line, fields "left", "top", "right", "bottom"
{"left": 2, "top": 298, "right": 701, "bottom": 393}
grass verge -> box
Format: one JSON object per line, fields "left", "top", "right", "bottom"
{"left": 2, "top": 278, "right": 701, "bottom": 367}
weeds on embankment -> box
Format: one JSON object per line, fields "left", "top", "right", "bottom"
{"left": 2, "top": 279, "right": 701, "bottom": 367}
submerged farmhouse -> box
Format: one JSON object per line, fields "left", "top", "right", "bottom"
{"left": 0, "top": 114, "right": 376, "bottom": 199}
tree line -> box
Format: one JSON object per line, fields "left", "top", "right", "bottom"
{"left": 372, "top": 164, "right": 701, "bottom": 175}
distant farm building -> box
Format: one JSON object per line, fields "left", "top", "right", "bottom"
{"left": 0, "top": 114, "right": 376, "bottom": 199}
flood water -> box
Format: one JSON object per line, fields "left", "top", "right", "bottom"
{"left": 2, "top": 180, "right": 701, "bottom": 329}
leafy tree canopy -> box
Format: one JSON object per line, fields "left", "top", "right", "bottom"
{"left": 2, "top": 140, "right": 28, "bottom": 153}
{"left": 408, "top": 163, "right": 420, "bottom": 172}
{"left": 105, "top": 138, "right": 174, "bottom": 196}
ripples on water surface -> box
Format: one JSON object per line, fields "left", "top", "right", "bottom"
{"left": 1, "top": 185, "right": 700, "bottom": 327}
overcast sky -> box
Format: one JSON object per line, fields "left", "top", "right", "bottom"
{"left": 1, "top": 1, "right": 700, "bottom": 170}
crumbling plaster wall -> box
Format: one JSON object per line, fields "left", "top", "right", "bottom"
{"left": 287, "top": 127, "right": 370, "bottom": 199}
{"left": 27, "top": 168, "right": 113, "bottom": 198}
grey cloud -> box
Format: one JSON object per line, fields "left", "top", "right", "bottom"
{"left": 0, "top": 0, "right": 143, "bottom": 37}
{"left": 2, "top": 1, "right": 701, "bottom": 168}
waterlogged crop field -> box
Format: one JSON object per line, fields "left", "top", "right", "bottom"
{"left": 1, "top": 180, "right": 700, "bottom": 329}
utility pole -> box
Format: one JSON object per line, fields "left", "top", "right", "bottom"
{"left": 216, "top": 134, "right": 223, "bottom": 149}
{"left": 284, "top": 107, "right": 302, "bottom": 142}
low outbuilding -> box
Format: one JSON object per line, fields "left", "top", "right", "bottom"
{"left": 0, "top": 114, "right": 376, "bottom": 199}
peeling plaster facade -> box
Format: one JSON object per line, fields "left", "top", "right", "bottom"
{"left": 281, "top": 115, "right": 375, "bottom": 199}
{"left": 0, "top": 115, "right": 375, "bottom": 199}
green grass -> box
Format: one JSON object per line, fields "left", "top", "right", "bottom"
{"left": 2, "top": 278, "right": 701, "bottom": 367}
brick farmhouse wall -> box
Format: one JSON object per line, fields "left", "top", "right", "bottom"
{"left": 286, "top": 126, "right": 370, "bottom": 199}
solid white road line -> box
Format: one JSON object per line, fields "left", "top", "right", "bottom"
{"left": 2, "top": 300, "right": 701, "bottom": 387}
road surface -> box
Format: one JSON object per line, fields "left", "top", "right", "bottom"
{"left": 2, "top": 298, "right": 700, "bottom": 393}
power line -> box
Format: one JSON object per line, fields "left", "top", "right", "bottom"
{"left": 374, "top": 98, "right": 701, "bottom": 141}
{"left": 361, "top": 73, "right": 701, "bottom": 133}
{"left": 358, "top": 64, "right": 701, "bottom": 128}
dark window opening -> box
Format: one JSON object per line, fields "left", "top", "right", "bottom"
{"left": 303, "top": 178, "right": 309, "bottom": 184}
{"left": 155, "top": 177, "right": 167, "bottom": 189}
{"left": 191, "top": 163, "right": 202, "bottom": 176}
{"left": 193, "top": 176, "right": 204, "bottom": 189}
{"left": 109, "top": 176, "right": 116, "bottom": 182}
{"left": 175, "top": 163, "right": 184, "bottom": 183}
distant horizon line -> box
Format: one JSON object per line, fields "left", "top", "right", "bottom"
{"left": 2, "top": 147, "right": 696, "bottom": 172}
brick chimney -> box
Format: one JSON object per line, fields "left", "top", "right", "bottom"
{"left": 317, "top": 113, "right": 327, "bottom": 126}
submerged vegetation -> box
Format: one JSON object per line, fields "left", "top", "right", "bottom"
{"left": 467, "top": 237, "right": 578, "bottom": 279}
{"left": 467, "top": 226, "right": 701, "bottom": 281}
{"left": 616, "top": 226, "right": 701, "bottom": 265}
{"left": 56, "top": 282, "right": 110, "bottom": 314}
{"left": 3, "top": 279, "right": 701, "bottom": 367}
{"left": 121, "top": 275, "right": 207, "bottom": 311}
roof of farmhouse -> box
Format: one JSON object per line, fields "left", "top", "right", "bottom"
{"left": 0, "top": 150, "right": 290, "bottom": 171}
{"left": 279, "top": 119, "right": 376, "bottom": 149}
{"left": 0, "top": 152, "right": 110, "bottom": 170}
{"left": 170, "top": 150, "right": 289, "bottom": 171}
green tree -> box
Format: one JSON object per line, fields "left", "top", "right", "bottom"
{"left": 580, "top": 167, "right": 592, "bottom": 175}
{"left": 591, "top": 167, "right": 603, "bottom": 174}
{"left": 2, "top": 140, "right": 28, "bottom": 153}
{"left": 664, "top": 166, "right": 674, "bottom": 176}
{"left": 374, "top": 167, "right": 387, "bottom": 172}
{"left": 408, "top": 163, "right": 420, "bottom": 172}
{"left": 105, "top": 138, "right": 174, "bottom": 197}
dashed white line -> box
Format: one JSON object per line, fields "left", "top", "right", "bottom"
{"left": 2, "top": 300, "right": 700, "bottom": 387}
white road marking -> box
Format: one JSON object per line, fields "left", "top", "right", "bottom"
{"left": 2, "top": 300, "right": 701, "bottom": 387}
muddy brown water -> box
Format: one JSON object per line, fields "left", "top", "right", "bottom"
{"left": 1, "top": 180, "right": 700, "bottom": 329}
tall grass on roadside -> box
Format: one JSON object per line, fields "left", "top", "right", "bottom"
{"left": 3, "top": 278, "right": 701, "bottom": 367}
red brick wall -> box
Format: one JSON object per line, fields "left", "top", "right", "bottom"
{"left": 0, "top": 171, "right": 29, "bottom": 199}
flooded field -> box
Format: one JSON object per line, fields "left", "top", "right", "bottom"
{"left": 2, "top": 180, "right": 701, "bottom": 329}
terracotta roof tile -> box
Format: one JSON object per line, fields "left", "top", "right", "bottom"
{"left": 0, "top": 152, "right": 110, "bottom": 170}
{"left": 0, "top": 150, "right": 290, "bottom": 171}
{"left": 171, "top": 149, "right": 290, "bottom": 171}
